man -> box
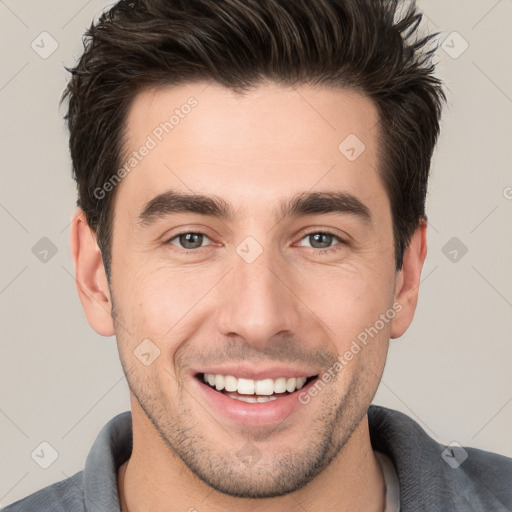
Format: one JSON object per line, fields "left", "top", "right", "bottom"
{"left": 4, "top": 0, "right": 511, "bottom": 511}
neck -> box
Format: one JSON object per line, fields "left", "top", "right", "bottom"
{"left": 118, "top": 400, "right": 386, "bottom": 512}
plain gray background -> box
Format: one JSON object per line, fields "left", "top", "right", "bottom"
{"left": 1, "top": 0, "right": 511, "bottom": 506}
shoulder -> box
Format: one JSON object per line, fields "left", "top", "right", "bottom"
{"left": 368, "top": 405, "right": 512, "bottom": 511}
{"left": 2, "top": 471, "right": 85, "bottom": 512}
{"left": 456, "top": 445, "right": 512, "bottom": 508}
{"left": 2, "top": 411, "right": 131, "bottom": 512}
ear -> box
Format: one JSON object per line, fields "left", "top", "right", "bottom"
{"left": 69, "top": 209, "right": 115, "bottom": 336}
{"left": 390, "top": 219, "right": 428, "bottom": 339}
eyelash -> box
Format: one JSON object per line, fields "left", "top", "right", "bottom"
{"left": 165, "top": 230, "right": 347, "bottom": 255}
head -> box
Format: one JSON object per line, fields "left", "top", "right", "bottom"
{"left": 67, "top": 0, "right": 444, "bottom": 499}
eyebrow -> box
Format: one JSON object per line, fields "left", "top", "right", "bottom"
{"left": 137, "top": 189, "right": 372, "bottom": 227}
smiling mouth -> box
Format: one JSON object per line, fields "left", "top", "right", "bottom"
{"left": 196, "top": 373, "right": 319, "bottom": 403}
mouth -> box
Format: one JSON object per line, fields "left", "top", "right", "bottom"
{"left": 195, "top": 372, "right": 319, "bottom": 403}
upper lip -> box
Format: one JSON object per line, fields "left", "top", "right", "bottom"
{"left": 192, "top": 364, "right": 320, "bottom": 381}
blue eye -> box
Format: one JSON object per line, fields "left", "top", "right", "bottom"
{"left": 166, "top": 230, "right": 346, "bottom": 255}
{"left": 167, "top": 232, "right": 212, "bottom": 251}
{"left": 297, "top": 231, "right": 346, "bottom": 252}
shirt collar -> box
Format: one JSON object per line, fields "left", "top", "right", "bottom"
{"left": 83, "top": 411, "right": 132, "bottom": 511}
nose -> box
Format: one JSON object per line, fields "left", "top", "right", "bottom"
{"left": 216, "top": 244, "right": 301, "bottom": 349}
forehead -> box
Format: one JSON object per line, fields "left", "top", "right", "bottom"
{"left": 116, "top": 81, "right": 386, "bottom": 221}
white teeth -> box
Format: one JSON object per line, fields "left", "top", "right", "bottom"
{"left": 286, "top": 378, "right": 297, "bottom": 392}
{"left": 224, "top": 375, "right": 238, "bottom": 392}
{"left": 202, "top": 373, "right": 313, "bottom": 396}
{"left": 225, "top": 393, "right": 279, "bottom": 403}
{"left": 237, "top": 378, "right": 255, "bottom": 395}
{"left": 257, "top": 396, "right": 278, "bottom": 403}
{"left": 230, "top": 394, "right": 258, "bottom": 403}
{"left": 296, "top": 377, "right": 307, "bottom": 389}
{"left": 214, "top": 374, "right": 224, "bottom": 391}
{"left": 254, "top": 378, "right": 274, "bottom": 395}
{"left": 273, "top": 377, "right": 287, "bottom": 393}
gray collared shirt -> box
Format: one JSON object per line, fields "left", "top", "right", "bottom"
{"left": 3, "top": 405, "right": 512, "bottom": 511}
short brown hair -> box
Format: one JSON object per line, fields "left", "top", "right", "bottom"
{"left": 61, "top": 0, "right": 445, "bottom": 278}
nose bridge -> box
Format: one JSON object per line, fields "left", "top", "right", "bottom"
{"left": 216, "top": 241, "right": 300, "bottom": 346}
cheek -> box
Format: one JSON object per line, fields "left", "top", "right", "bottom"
{"left": 119, "top": 266, "right": 210, "bottom": 343}
{"left": 297, "top": 261, "right": 394, "bottom": 340}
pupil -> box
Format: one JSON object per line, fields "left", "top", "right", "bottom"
{"left": 311, "top": 233, "right": 331, "bottom": 249}
{"left": 181, "top": 233, "right": 202, "bottom": 249}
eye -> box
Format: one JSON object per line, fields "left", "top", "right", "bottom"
{"left": 296, "top": 230, "right": 346, "bottom": 253}
{"left": 167, "top": 231, "right": 212, "bottom": 251}
{"left": 165, "top": 230, "right": 347, "bottom": 254}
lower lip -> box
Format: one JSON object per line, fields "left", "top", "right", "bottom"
{"left": 193, "top": 376, "right": 318, "bottom": 427}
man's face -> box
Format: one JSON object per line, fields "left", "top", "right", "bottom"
{"left": 109, "top": 82, "right": 399, "bottom": 497}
